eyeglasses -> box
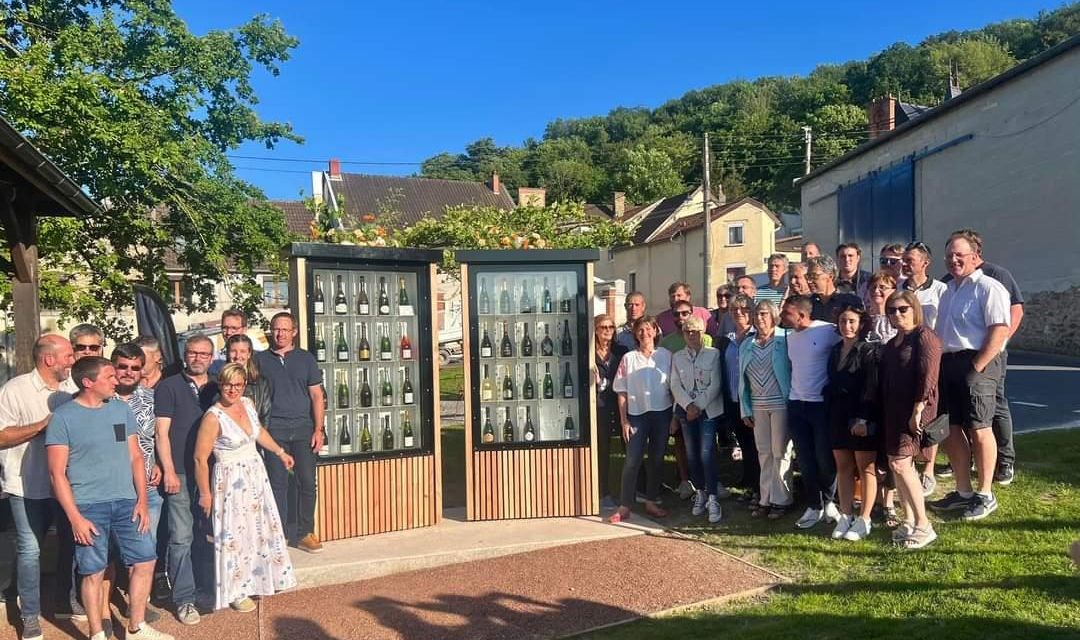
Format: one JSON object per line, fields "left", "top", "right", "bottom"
{"left": 683, "top": 329, "right": 703, "bottom": 335}
{"left": 945, "top": 252, "right": 974, "bottom": 260}
{"left": 879, "top": 257, "right": 901, "bottom": 266}
{"left": 187, "top": 351, "right": 213, "bottom": 359}
{"left": 221, "top": 382, "right": 245, "bottom": 390}
{"left": 598, "top": 325, "right": 615, "bottom": 330}
{"left": 74, "top": 344, "right": 102, "bottom": 352}
{"left": 270, "top": 328, "right": 295, "bottom": 334}
{"left": 886, "top": 305, "right": 912, "bottom": 315}
{"left": 675, "top": 310, "right": 692, "bottom": 317}
{"left": 718, "top": 293, "right": 733, "bottom": 299}
{"left": 115, "top": 364, "right": 142, "bottom": 372}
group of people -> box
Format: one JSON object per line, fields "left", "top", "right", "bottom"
{"left": 0, "top": 310, "right": 326, "bottom": 640}
{"left": 594, "top": 228, "right": 1021, "bottom": 553}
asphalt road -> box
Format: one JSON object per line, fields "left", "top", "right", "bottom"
{"left": 1004, "top": 350, "right": 1080, "bottom": 433}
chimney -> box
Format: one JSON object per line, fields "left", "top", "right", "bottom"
{"left": 867, "top": 96, "right": 897, "bottom": 140}
{"left": 328, "top": 158, "right": 342, "bottom": 181}
{"left": 613, "top": 192, "right": 625, "bottom": 218}
{"left": 517, "top": 187, "right": 546, "bottom": 208}
{"left": 490, "top": 171, "right": 501, "bottom": 195}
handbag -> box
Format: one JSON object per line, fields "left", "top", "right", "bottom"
{"left": 920, "top": 413, "right": 950, "bottom": 447}
{"left": 848, "top": 417, "right": 878, "bottom": 437}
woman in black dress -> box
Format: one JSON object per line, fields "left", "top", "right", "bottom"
{"left": 594, "top": 313, "right": 628, "bottom": 509}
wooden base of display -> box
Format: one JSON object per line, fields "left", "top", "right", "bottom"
{"left": 469, "top": 446, "right": 596, "bottom": 521}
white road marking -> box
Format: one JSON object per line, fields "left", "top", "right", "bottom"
{"left": 1009, "top": 365, "right": 1080, "bottom": 372}
{"left": 1011, "top": 401, "right": 1048, "bottom": 408}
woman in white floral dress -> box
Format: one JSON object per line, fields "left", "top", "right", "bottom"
{"left": 193, "top": 363, "right": 297, "bottom": 612}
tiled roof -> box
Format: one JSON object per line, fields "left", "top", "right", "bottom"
{"left": 269, "top": 199, "right": 314, "bottom": 236}
{"left": 645, "top": 197, "right": 778, "bottom": 244}
{"left": 328, "top": 173, "right": 515, "bottom": 228}
{"left": 629, "top": 191, "right": 694, "bottom": 244}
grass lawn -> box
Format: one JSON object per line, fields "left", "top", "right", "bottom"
{"left": 585, "top": 429, "right": 1080, "bottom": 639}
{"left": 440, "top": 363, "right": 465, "bottom": 400}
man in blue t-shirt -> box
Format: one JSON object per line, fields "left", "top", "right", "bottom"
{"left": 47, "top": 356, "right": 173, "bottom": 640}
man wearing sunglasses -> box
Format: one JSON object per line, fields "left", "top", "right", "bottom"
{"left": 70, "top": 324, "right": 106, "bottom": 365}
{"left": 656, "top": 282, "right": 717, "bottom": 339}
{"left": 878, "top": 244, "right": 905, "bottom": 282}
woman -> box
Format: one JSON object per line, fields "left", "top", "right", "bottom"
{"left": 880, "top": 291, "right": 942, "bottom": 549}
{"left": 723, "top": 295, "right": 758, "bottom": 501}
{"left": 739, "top": 300, "right": 794, "bottom": 519}
{"left": 226, "top": 334, "right": 273, "bottom": 428}
{"left": 594, "top": 313, "right": 628, "bottom": 509}
{"left": 670, "top": 316, "right": 724, "bottom": 523}
{"left": 709, "top": 284, "right": 737, "bottom": 340}
{"left": 610, "top": 316, "right": 672, "bottom": 523}
{"left": 825, "top": 305, "right": 881, "bottom": 541}
{"left": 865, "top": 271, "right": 898, "bottom": 344}
{"left": 194, "top": 363, "right": 297, "bottom": 611}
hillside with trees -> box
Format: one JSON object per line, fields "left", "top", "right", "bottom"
{"left": 420, "top": 4, "right": 1080, "bottom": 211}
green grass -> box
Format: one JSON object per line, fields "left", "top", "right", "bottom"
{"left": 440, "top": 363, "right": 465, "bottom": 400}
{"left": 585, "top": 430, "right": 1080, "bottom": 639}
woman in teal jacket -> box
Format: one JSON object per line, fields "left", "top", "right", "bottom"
{"left": 738, "top": 300, "right": 794, "bottom": 519}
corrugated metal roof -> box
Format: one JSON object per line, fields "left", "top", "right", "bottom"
{"left": 329, "top": 173, "right": 515, "bottom": 227}
{"left": 630, "top": 191, "right": 693, "bottom": 244}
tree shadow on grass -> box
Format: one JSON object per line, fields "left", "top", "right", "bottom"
{"left": 777, "top": 573, "right": 1079, "bottom": 601}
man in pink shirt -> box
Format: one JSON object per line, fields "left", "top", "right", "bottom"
{"left": 656, "top": 282, "right": 717, "bottom": 338}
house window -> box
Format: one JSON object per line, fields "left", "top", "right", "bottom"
{"left": 628, "top": 271, "right": 637, "bottom": 293}
{"left": 262, "top": 277, "right": 289, "bottom": 308}
{"left": 607, "top": 248, "right": 615, "bottom": 262}
{"left": 169, "top": 276, "right": 194, "bottom": 307}
{"left": 726, "top": 266, "right": 746, "bottom": 283}
{"left": 727, "top": 223, "right": 745, "bottom": 246}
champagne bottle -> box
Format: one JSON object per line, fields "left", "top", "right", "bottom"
{"left": 521, "top": 322, "right": 533, "bottom": 357}
{"left": 359, "top": 368, "right": 373, "bottom": 407}
{"left": 522, "top": 363, "right": 535, "bottom": 400}
{"left": 359, "top": 414, "right": 372, "bottom": 452}
{"left": 399, "top": 323, "right": 412, "bottom": 360}
{"left": 541, "top": 277, "right": 553, "bottom": 314}
{"left": 313, "top": 274, "right": 325, "bottom": 315}
{"left": 500, "top": 322, "right": 513, "bottom": 358}
{"left": 358, "top": 324, "right": 371, "bottom": 361}
{"left": 381, "top": 368, "right": 393, "bottom": 406}
{"left": 336, "top": 370, "right": 350, "bottom": 409}
{"left": 379, "top": 324, "right": 393, "bottom": 361}
{"left": 560, "top": 319, "right": 573, "bottom": 356}
{"left": 502, "top": 365, "right": 515, "bottom": 401}
{"left": 334, "top": 274, "right": 348, "bottom": 314}
{"left": 314, "top": 326, "right": 326, "bottom": 362}
{"left": 478, "top": 277, "right": 491, "bottom": 315}
{"left": 559, "top": 279, "right": 572, "bottom": 313}
{"left": 542, "top": 362, "right": 554, "bottom": 399}
{"left": 382, "top": 415, "right": 394, "bottom": 450}
{"left": 398, "top": 277, "right": 410, "bottom": 308}
{"left": 318, "top": 415, "right": 330, "bottom": 456}
{"left": 402, "top": 411, "right": 415, "bottom": 448}
{"left": 562, "top": 361, "right": 574, "bottom": 399}
{"left": 480, "top": 364, "right": 494, "bottom": 402}
{"left": 502, "top": 407, "right": 515, "bottom": 443}
{"left": 480, "top": 326, "right": 493, "bottom": 358}
{"left": 482, "top": 407, "right": 495, "bottom": 443}
{"left": 357, "top": 276, "right": 370, "bottom": 315}
{"left": 524, "top": 406, "right": 536, "bottom": 442}
{"left": 499, "top": 279, "right": 511, "bottom": 314}
{"left": 377, "top": 276, "right": 391, "bottom": 315}
{"left": 401, "top": 368, "right": 414, "bottom": 405}
{"left": 540, "top": 323, "right": 554, "bottom": 356}
{"left": 519, "top": 279, "right": 534, "bottom": 313}
{"left": 563, "top": 413, "right": 576, "bottom": 440}
{"left": 338, "top": 415, "right": 353, "bottom": 454}
{"left": 336, "top": 323, "right": 349, "bottom": 362}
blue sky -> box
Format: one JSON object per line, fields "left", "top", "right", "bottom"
{"left": 176, "top": 0, "right": 1060, "bottom": 200}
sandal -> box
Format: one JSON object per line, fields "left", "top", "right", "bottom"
{"left": 767, "top": 505, "right": 790, "bottom": 520}
{"left": 607, "top": 509, "right": 632, "bottom": 524}
{"left": 885, "top": 507, "right": 901, "bottom": 529}
{"left": 891, "top": 522, "right": 915, "bottom": 543}
{"left": 902, "top": 525, "right": 938, "bottom": 550}
{"left": 750, "top": 504, "right": 769, "bottom": 518}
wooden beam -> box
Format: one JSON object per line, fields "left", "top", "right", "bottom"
{"left": 1, "top": 186, "right": 40, "bottom": 374}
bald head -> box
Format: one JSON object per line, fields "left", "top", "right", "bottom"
{"left": 33, "top": 334, "right": 74, "bottom": 383}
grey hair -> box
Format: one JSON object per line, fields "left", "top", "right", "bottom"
{"left": 807, "top": 255, "right": 837, "bottom": 280}
{"left": 768, "top": 253, "right": 789, "bottom": 265}
{"left": 68, "top": 323, "right": 103, "bottom": 343}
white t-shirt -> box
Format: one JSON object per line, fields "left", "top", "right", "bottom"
{"left": 0, "top": 370, "right": 74, "bottom": 498}
{"left": 612, "top": 347, "right": 673, "bottom": 416}
{"left": 936, "top": 269, "right": 1011, "bottom": 353}
{"left": 905, "top": 277, "right": 948, "bottom": 330}
{"left": 786, "top": 321, "right": 840, "bottom": 402}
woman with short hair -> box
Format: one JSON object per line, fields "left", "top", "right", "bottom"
{"left": 593, "top": 313, "right": 628, "bottom": 509}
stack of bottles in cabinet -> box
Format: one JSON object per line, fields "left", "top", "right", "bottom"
{"left": 311, "top": 269, "right": 421, "bottom": 457}
{"left": 475, "top": 271, "right": 581, "bottom": 445}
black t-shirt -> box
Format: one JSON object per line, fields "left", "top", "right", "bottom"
{"left": 811, "top": 292, "right": 864, "bottom": 323}
{"left": 256, "top": 348, "right": 322, "bottom": 431}
{"left": 943, "top": 261, "right": 1023, "bottom": 305}
{"left": 154, "top": 372, "right": 218, "bottom": 475}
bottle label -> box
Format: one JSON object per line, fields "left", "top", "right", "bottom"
{"left": 402, "top": 347, "right": 412, "bottom": 360}
{"left": 481, "top": 388, "right": 492, "bottom": 401}
{"left": 340, "top": 444, "right": 353, "bottom": 455}
{"left": 380, "top": 350, "right": 392, "bottom": 361}
{"left": 337, "top": 350, "right": 349, "bottom": 361}
{"left": 335, "top": 302, "right": 348, "bottom": 314}
{"left": 399, "top": 304, "right": 414, "bottom": 317}
{"left": 316, "top": 348, "right": 326, "bottom": 361}
{"left": 525, "top": 431, "right": 535, "bottom": 442}
{"left": 564, "top": 429, "right": 574, "bottom": 440}
{"left": 564, "top": 385, "right": 574, "bottom": 398}
{"left": 404, "top": 436, "right": 415, "bottom": 447}
{"left": 503, "top": 390, "right": 513, "bottom": 400}
{"left": 383, "top": 395, "right": 392, "bottom": 406}
{"left": 379, "top": 303, "right": 391, "bottom": 315}
{"left": 404, "top": 392, "right": 414, "bottom": 404}
{"left": 359, "top": 303, "right": 370, "bottom": 315}
{"left": 318, "top": 444, "right": 329, "bottom": 456}
{"left": 481, "top": 346, "right": 492, "bottom": 358}
{"left": 314, "top": 301, "right": 324, "bottom": 315}
{"left": 482, "top": 432, "right": 494, "bottom": 443}
{"left": 360, "top": 348, "right": 370, "bottom": 360}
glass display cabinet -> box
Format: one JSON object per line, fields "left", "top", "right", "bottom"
{"left": 287, "top": 242, "right": 443, "bottom": 539}
{"left": 457, "top": 249, "right": 600, "bottom": 521}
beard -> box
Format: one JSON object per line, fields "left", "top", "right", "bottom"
{"left": 115, "top": 382, "right": 138, "bottom": 396}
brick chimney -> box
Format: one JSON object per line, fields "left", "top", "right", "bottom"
{"left": 490, "top": 171, "right": 501, "bottom": 195}
{"left": 867, "top": 96, "right": 897, "bottom": 139}
{"left": 328, "top": 158, "right": 342, "bottom": 181}
{"left": 517, "top": 187, "right": 546, "bottom": 208}
{"left": 613, "top": 192, "right": 625, "bottom": 218}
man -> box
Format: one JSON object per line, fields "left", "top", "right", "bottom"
{"left": 69, "top": 324, "right": 106, "bottom": 368}
{"left": 656, "top": 282, "right": 716, "bottom": 338}
{"left": 801, "top": 242, "right": 821, "bottom": 262}
{"left": 928, "top": 231, "right": 1011, "bottom": 522}
{"left": 788, "top": 262, "right": 810, "bottom": 297}
{"left": 155, "top": 335, "right": 218, "bottom": 625}
{"left": 0, "top": 335, "right": 76, "bottom": 640}
{"left": 209, "top": 308, "right": 248, "bottom": 376}
{"left": 46, "top": 357, "right": 173, "bottom": 640}
{"left": 782, "top": 296, "right": 841, "bottom": 529}
{"left": 878, "top": 244, "right": 905, "bottom": 283}
{"left": 134, "top": 336, "right": 165, "bottom": 390}
{"left": 734, "top": 275, "right": 757, "bottom": 301}
{"left": 941, "top": 229, "right": 1024, "bottom": 486}
{"left": 901, "top": 242, "right": 948, "bottom": 330}
{"left": 709, "top": 284, "right": 737, "bottom": 340}
{"left": 616, "top": 292, "right": 647, "bottom": 350}
{"left": 807, "top": 255, "right": 863, "bottom": 323}
{"left": 756, "top": 254, "right": 788, "bottom": 305}
{"left": 256, "top": 312, "right": 325, "bottom": 553}
{"left": 835, "top": 243, "right": 872, "bottom": 299}
{"left": 660, "top": 300, "right": 714, "bottom": 352}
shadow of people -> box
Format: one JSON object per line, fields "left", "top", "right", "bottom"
{"left": 273, "top": 616, "right": 343, "bottom": 640}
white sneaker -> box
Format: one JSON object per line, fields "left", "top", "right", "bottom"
{"left": 691, "top": 490, "right": 707, "bottom": 516}
{"left": 676, "top": 480, "right": 695, "bottom": 500}
{"left": 795, "top": 507, "right": 824, "bottom": 529}
{"left": 823, "top": 501, "right": 841, "bottom": 523}
{"left": 843, "top": 517, "right": 872, "bottom": 541}
{"left": 831, "top": 514, "right": 853, "bottom": 539}
{"left": 706, "top": 496, "right": 723, "bottom": 523}
{"left": 715, "top": 482, "right": 731, "bottom": 499}
{"left": 128, "top": 623, "right": 176, "bottom": 640}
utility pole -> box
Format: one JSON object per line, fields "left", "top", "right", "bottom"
{"left": 803, "top": 126, "right": 813, "bottom": 175}
{"left": 702, "top": 132, "right": 712, "bottom": 298}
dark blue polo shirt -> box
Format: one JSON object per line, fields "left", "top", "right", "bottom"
{"left": 256, "top": 347, "right": 322, "bottom": 432}
{"left": 154, "top": 372, "right": 218, "bottom": 475}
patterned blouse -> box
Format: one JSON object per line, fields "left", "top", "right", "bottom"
{"left": 747, "top": 339, "right": 786, "bottom": 410}
{"left": 120, "top": 386, "right": 156, "bottom": 485}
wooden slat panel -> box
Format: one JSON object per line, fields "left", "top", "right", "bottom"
{"left": 468, "top": 444, "right": 599, "bottom": 521}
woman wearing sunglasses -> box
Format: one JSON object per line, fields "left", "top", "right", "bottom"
{"left": 594, "top": 313, "right": 628, "bottom": 509}
{"left": 880, "top": 291, "right": 942, "bottom": 549}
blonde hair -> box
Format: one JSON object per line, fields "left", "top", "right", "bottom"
{"left": 218, "top": 362, "right": 248, "bottom": 386}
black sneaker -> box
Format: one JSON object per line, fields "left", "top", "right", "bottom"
{"left": 21, "top": 616, "right": 43, "bottom": 640}
{"left": 102, "top": 617, "right": 115, "bottom": 639}
{"left": 928, "top": 491, "right": 973, "bottom": 512}
{"left": 994, "top": 463, "right": 1015, "bottom": 486}
{"left": 56, "top": 600, "right": 88, "bottom": 621}
{"left": 962, "top": 493, "right": 999, "bottom": 521}
{"left": 934, "top": 463, "right": 954, "bottom": 478}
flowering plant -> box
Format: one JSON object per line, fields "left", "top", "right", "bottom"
{"left": 305, "top": 196, "right": 397, "bottom": 247}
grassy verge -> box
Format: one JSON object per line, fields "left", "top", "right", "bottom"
{"left": 586, "top": 429, "right": 1080, "bottom": 639}
{"left": 440, "top": 363, "right": 465, "bottom": 400}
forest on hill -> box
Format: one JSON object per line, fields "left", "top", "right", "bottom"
{"left": 420, "top": 4, "right": 1079, "bottom": 211}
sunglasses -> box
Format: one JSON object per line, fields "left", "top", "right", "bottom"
{"left": 74, "top": 344, "right": 102, "bottom": 352}
{"left": 675, "top": 310, "right": 692, "bottom": 317}
{"left": 115, "top": 364, "right": 143, "bottom": 372}
{"left": 879, "top": 257, "right": 901, "bottom": 266}
{"left": 598, "top": 325, "right": 615, "bottom": 330}
{"left": 718, "top": 293, "right": 733, "bottom": 299}
{"left": 905, "top": 241, "right": 930, "bottom": 254}
{"left": 886, "top": 305, "right": 912, "bottom": 315}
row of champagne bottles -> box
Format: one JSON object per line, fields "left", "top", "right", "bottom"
{"left": 313, "top": 273, "right": 413, "bottom": 317}
{"left": 315, "top": 322, "right": 412, "bottom": 363}
{"left": 480, "top": 320, "right": 573, "bottom": 359}
{"left": 320, "top": 411, "right": 416, "bottom": 456}
{"left": 477, "top": 276, "right": 574, "bottom": 316}
{"left": 480, "top": 406, "right": 577, "bottom": 444}
{"left": 325, "top": 367, "right": 415, "bottom": 409}
{"left": 478, "top": 362, "right": 576, "bottom": 402}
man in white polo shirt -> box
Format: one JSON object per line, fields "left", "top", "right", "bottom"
{"left": 928, "top": 231, "right": 1011, "bottom": 521}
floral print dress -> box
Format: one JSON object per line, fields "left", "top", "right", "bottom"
{"left": 208, "top": 397, "right": 296, "bottom": 609}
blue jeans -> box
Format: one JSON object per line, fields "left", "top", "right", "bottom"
{"left": 9, "top": 496, "right": 77, "bottom": 619}
{"left": 165, "top": 475, "right": 199, "bottom": 606}
{"left": 145, "top": 487, "right": 164, "bottom": 545}
{"left": 677, "top": 407, "right": 718, "bottom": 497}
{"left": 619, "top": 409, "right": 672, "bottom": 508}
{"left": 265, "top": 428, "right": 318, "bottom": 540}
{"left": 788, "top": 400, "right": 836, "bottom": 509}
{"left": 75, "top": 499, "right": 156, "bottom": 575}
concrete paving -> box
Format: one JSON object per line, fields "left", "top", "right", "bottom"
{"left": 1005, "top": 350, "right": 1080, "bottom": 433}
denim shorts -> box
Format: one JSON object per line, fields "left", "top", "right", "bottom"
{"left": 75, "top": 499, "right": 157, "bottom": 575}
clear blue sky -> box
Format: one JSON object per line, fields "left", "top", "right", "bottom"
{"left": 176, "top": 0, "right": 1060, "bottom": 200}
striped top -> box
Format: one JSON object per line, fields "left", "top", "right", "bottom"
{"left": 754, "top": 284, "right": 785, "bottom": 306}
{"left": 746, "top": 339, "right": 786, "bottom": 410}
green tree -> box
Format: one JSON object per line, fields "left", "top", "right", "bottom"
{"left": 927, "top": 37, "right": 1017, "bottom": 90}
{"left": 0, "top": 1, "right": 299, "bottom": 335}
{"left": 614, "top": 145, "right": 685, "bottom": 204}
{"left": 523, "top": 138, "right": 604, "bottom": 203}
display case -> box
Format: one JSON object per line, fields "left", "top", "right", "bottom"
{"left": 288, "top": 243, "right": 443, "bottom": 540}
{"left": 458, "top": 249, "right": 600, "bottom": 521}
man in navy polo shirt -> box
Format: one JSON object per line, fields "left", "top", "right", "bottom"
{"left": 256, "top": 312, "right": 325, "bottom": 554}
